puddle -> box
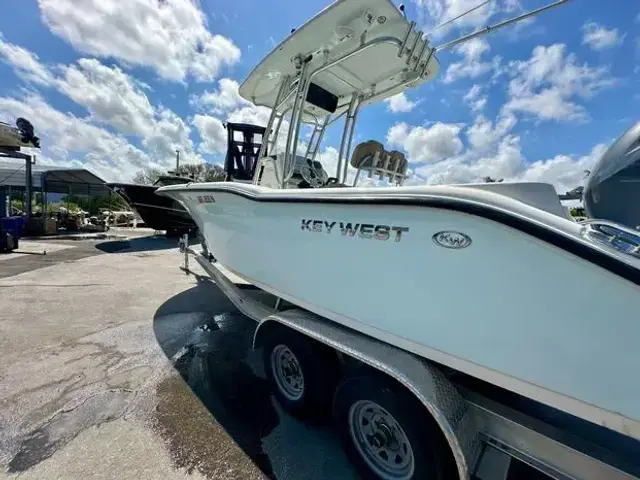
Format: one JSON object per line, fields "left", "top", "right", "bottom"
{"left": 8, "top": 389, "right": 132, "bottom": 473}
{"left": 153, "top": 314, "right": 280, "bottom": 479}
{"left": 153, "top": 376, "right": 268, "bottom": 479}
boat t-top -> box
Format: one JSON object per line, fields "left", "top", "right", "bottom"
{"left": 158, "top": 1, "right": 640, "bottom": 478}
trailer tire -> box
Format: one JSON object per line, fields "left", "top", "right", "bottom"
{"left": 262, "top": 327, "right": 339, "bottom": 423}
{"left": 334, "top": 374, "right": 455, "bottom": 480}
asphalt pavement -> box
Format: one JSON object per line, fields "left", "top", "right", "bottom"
{"left": 0, "top": 234, "right": 356, "bottom": 480}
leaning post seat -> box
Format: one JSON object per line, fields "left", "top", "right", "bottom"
{"left": 224, "top": 122, "right": 267, "bottom": 181}
{"left": 350, "top": 140, "right": 409, "bottom": 186}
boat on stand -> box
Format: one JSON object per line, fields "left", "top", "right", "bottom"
{"left": 159, "top": 1, "right": 640, "bottom": 478}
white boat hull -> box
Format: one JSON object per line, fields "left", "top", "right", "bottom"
{"left": 159, "top": 183, "right": 640, "bottom": 440}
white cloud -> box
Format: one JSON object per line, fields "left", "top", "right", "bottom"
{"left": 384, "top": 93, "right": 418, "bottom": 113}
{"left": 386, "top": 121, "right": 464, "bottom": 163}
{"left": 0, "top": 42, "right": 203, "bottom": 165}
{"left": 315, "top": 146, "right": 366, "bottom": 185}
{"left": 443, "top": 38, "right": 501, "bottom": 84}
{"left": 457, "top": 37, "right": 489, "bottom": 60}
{"left": 514, "top": 143, "right": 606, "bottom": 191}
{"left": 59, "top": 59, "right": 200, "bottom": 162}
{"left": 414, "top": 133, "right": 525, "bottom": 185}
{"left": 191, "top": 78, "right": 249, "bottom": 113}
{"left": 412, "top": 0, "right": 498, "bottom": 38}
{"left": 506, "top": 88, "right": 587, "bottom": 122}
{"left": 0, "top": 38, "right": 207, "bottom": 177}
{"left": 0, "top": 35, "right": 54, "bottom": 86}
{"left": 191, "top": 93, "right": 289, "bottom": 158}
{"left": 37, "top": 0, "right": 241, "bottom": 82}
{"left": 144, "top": 107, "right": 199, "bottom": 163}
{"left": 227, "top": 105, "right": 273, "bottom": 127}
{"left": 387, "top": 111, "right": 607, "bottom": 195}
{"left": 463, "top": 84, "right": 487, "bottom": 113}
{"left": 409, "top": 135, "right": 604, "bottom": 195}
{"left": 581, "top": 22, "right": 625, "bottom": 51}
{"left": 58, "top": 58, "right": 155, "bottom": 136}
{"left": 0, "top": 95, "right": 158, "bottom": 181}
{"left": 466, "top": 113, "right": 517, "bottom": 152}
{"left": 503, "top": 44, "right": 615, "bottom": 122}
{"left": 192, "top": 115, "right": 226, "bottom": 154}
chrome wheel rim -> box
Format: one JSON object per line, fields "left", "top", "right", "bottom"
{"left": 270, "top": 344, "right": 304, "bottom": 401}
{"left": 348, "top": 400, "right": 415, "bottom": 480}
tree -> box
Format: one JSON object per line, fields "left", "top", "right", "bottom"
{"left": 132, "top": 167, "right": 164, "bottom": 185}
{"left": 483, "top": 176, "right": 504, "bottom": 183}
{"left": 174, "top": 163, "right": 205, "bottom": 180}
{"left": 174, "top": 162, "right": 226, "bottom": 182}
{"left": 132, "top": 162, "right": 226, "bottom": 185}
{"left": 203, "top": 164, "right": 225, "bottom": 182}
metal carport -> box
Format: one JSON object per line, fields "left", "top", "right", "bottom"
{"left": 40, "top": 169, "right": 110, "bottom": 196}
{"left": 0, "top": 160, "right": 110, "bottom": 227}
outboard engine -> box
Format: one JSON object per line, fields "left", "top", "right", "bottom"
{"left": 583, "top": 121, "right": 640, "bottom": 230}
{"left": 16, "top": 117, "right": 40, "bottom": 148}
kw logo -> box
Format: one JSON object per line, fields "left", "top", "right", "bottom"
{"left": 301, "top": 219, "right": 409, "bottom": 242}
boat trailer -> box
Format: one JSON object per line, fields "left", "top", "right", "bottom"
{"left": 178, "top": 237, "right": 638, "bottom": 480}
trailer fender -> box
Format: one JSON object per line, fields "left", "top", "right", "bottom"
{"left": 253, "top": 309, "right": 482, "bottom": 480}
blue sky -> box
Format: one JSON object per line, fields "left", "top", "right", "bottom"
{"left": 0, "top": 0, "right": 638, "bottom": 194}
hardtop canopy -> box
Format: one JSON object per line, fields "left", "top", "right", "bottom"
{"left": 239, "top": 0, "right": 440, "bottom": 113}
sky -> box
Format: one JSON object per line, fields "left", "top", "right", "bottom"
{"left": 0, "top": 0, "right": 638, "bottom": 195}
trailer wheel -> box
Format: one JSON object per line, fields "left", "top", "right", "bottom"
{"left": 262, "top": 327, "right": 338, "bottom": 422}
{"left": 334, "top": 374, "right": 454, "bottom": 480}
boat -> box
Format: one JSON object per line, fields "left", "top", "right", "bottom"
{"left": 0, "top": 118, "right": 40, "bottom": 150}
{"left": 107, "top": 123, "right": 265, "bottom": 235}
{"left": 157, "top": 0, "right": 640, "bottom": 446}
{"left": 583, "top": 121, "right": 640, "bottom": 230}
{"left": 107, "top": 175, "right": 197, "bottom": 235}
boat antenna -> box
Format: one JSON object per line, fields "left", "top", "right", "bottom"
{"left": 432, "top": 0, "right": 571, "bottom": 52}
{"left": 427, "top": 0, "right": 490, "bottom": 35}
{"left": 175, "top": 149, "right": 180, "bottom": 171}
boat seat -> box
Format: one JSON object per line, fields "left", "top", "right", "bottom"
{"left": 350, "top": 140, "right": 385, "bottom": 169}
{"left": 350, "top": 140, "right": 408, "bottom": 185}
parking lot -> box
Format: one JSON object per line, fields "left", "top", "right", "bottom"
{"left": 0, "top": 235, "right": 356, "bottom": 479}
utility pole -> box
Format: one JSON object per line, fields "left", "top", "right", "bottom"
{"left": 25, "top": 154, "right": 34, "bottom": 218}
{"left": 175, "top": 149, "right": 180, "bottom": 171}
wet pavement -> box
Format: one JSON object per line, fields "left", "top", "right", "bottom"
{"left": 0, "top": 235, "right": 355, "bottom": 479}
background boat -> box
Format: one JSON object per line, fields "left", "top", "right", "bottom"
{"left": 107, "top": 175, "right": 196, "bottom": 235}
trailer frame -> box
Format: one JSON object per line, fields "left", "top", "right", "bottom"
{"left": 179, "top": 239, "right": 638, "bottom": 480}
